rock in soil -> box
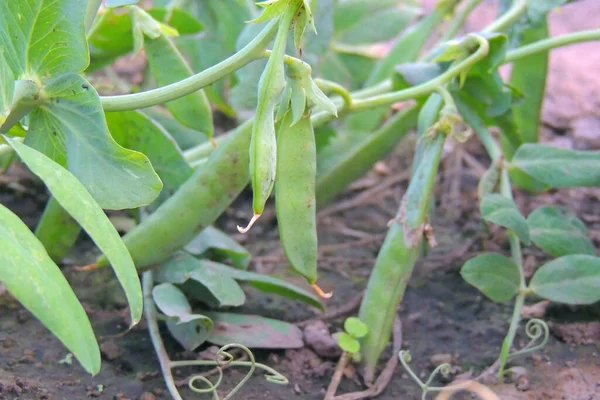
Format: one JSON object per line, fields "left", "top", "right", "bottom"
{"left": 302, "top": 320, "right": 342, "bottom": 359}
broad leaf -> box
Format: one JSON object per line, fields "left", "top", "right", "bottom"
{"left": 336, "top": 332, "right": 360, "bottom": 353}
{"left": 152, "top": 283, "right": 213, "bottom": 350}
{"left": 529, "top": 255, "right": 600, "bottom": 305}
{"left": 461, "top": 253, "right": 521, "bottom": 302}
{"left": 24, "top": 74, "right": 162, "bottom": 210}
{"left": 0, "top": 0, "right": 88, "bottom": 77}
{"left": 527, "top": 205, "right": 595, "bottom": 257}
{"left": 184, "top": 226, "right": 251, "bottom": 269}
{"left": 155, "top": 253, "right": 245, "bottom": 308}
{"left": 511, "top": 144, "right": 600, "bottom": 187}
{"left": 205, "top": 312, "right": 304, "bottom": 349}
{"left": 480, "top": 194, "right": 530, "bottom": 244}
{"left": 4, "top": 137, "right": 143, "bottom": 326}
{"left": 145, "top": 110, "right": 208, "bottom": 150}
{"left": 105, "top": 110, "right": 193, "bottom": 200}
{"left": 0, "top": 204, "right": 100, "bottom": 375}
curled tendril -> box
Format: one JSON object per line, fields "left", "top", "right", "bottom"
{"left": 179, "top": 343, "right": 289, "bottom": 400}
{"left": 507, "top": 319, "right": 549, "bottom": 360}
{"left": 424, "top": 363, "right": 452, "bottom": 387}
{"left": 399, "top": 350, "right": 413, "bottom": 363}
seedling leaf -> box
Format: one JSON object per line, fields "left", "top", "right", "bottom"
{"left": 166, "top": 318, "right": 213, "bottom": 351}
{"left": 344, "top": 317, "right": 368, "bottom": 338}
{"left": 461, "top": 253, "right": 521, "bottom": 303}
{"left": 336, "top": 332, "right": 360, "bottom": 353}
{"left": 3, "top": 137, "right": 143, "bottom": 327}
{"left": 0, "top": 204, "right": 100, "bottom": 375}
{"left": 204, "top": 312, "right": 304, "bottom": 349}
{"left": 527, "top": 205, "right": 595, "bottom": 257}
{"left": 185, "top": 226, "right": 251, "bottom": 269}
{"left": 511, "top": 144, "right": 600, "bottom": 188}
{"left": 480, "top": 194, "right": 530, "bottom": 245}
{"left": 529, "top": 255, "right": 600, "bottom": 305}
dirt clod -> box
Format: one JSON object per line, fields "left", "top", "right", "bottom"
{"left": 552, "top": 322, "right": 600, "bottom": 345}
{"left": 429, "top": 353, "right": 454, "bottom": 367}
{"left": 302, "top": 320, "right": 342, "bottom": 359}
{"left": 101, "top": 341, "right": 122, "bottom": 360}
{"left": 138, "top": 392, "right": 156, "bottom": 400}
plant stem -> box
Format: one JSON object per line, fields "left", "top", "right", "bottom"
{"left": 315, "top": 78, "right": 353, "bottom": 109}
{"left": 504, "top": 28, "right": 600, "bottom": 62}
{"left": 100, "top": 19, "right": 279, "bottom": 111}
{"left": 498, "top": 292, "right": 525, "bottom": 379}
{"left": 482, "top": 0, "right": 527, "bottom": 33}
{"left": 439, "top": 0, "right": 483, "bottom": 42}
{"left": 142, "top": 271, "right": 183, "bottom": 400}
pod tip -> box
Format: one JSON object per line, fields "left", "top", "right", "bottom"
{"left": 311, "top": 283, "right": 333, "bottom": 299}
{"left": 75, "top": 263, "right": 98, "bottom": 272}
{"left": 237, "top": 213, "right": 261, "bottom": 234}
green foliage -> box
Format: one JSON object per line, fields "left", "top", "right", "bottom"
{"left": 480, "top": 194, "right": 530, "bottom": 245}
{"left": 335, "top": 316, "right": 369, "bottom": 354}
{"left": 529, "top": 255, "right": 600, "bottom": 305}
{"left": 527, "top": 205, "right": 596, "bottom": 257}
{"left": 461, "top": 253, "right": 521, "bottom": 303}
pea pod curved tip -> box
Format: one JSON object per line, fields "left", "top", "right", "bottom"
{"left": 237, "top": 213, "right": 262, "bottom": 234}
{"left": 311, "top": 283, "right": 333, "bottom": 299}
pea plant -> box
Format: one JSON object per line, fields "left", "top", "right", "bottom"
{"left": 1, "top": 0, "right": 599, "bottom": 398}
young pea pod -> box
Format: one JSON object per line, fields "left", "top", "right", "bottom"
{"left": 276, "top": 111, "right": 318, "bottom": 284}
{"left": 239, "top": 4, "right": 298, "bottom": 233}
{"left": 358, "top": 130, "right": 447, "bottom": 383}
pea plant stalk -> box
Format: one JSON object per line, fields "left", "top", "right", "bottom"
{"left": 1, "top": 0, "right": 600, "bottom": 398}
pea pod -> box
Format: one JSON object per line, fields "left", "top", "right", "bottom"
{"left": 358, "top": 130, "right": 446, "bottom": 383}
{"left": 96, "top": 120, "right": 253, "bottom": 269}
{"left": 239, "top": 4, "right": 298, "bottom": 233}
{"left": 276, "top": 111, "right": 317, "bottom": 284}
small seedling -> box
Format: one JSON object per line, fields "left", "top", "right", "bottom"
{"left": 334, "top": 317, "right": 369, "bottom": 362}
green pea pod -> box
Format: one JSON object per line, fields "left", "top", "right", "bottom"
{"left": 240, "top": 5, "right": 297, "bottom": 233}
{"left": 143, "top": 26, "right": 214, "bottom": 137}
{"left": 358, "top": 131, "right": 446, "bottom": 383}
{"left": 96, "top": 120, "right": 253, "bottom": 269}
{"left": 276, "top": 111, "right": 317, "bottom": 284}
{"left": 35, "top": 197, "right": 81, "bottom": 263}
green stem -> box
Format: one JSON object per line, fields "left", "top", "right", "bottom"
{"left": 142, "top": 271, "right": 183, "bottom": 400}
{"left": 504, "top": 28, "right": 600, "bottom": 62}
{"left": 498, "top": 292, "right": 525, "bottom": 379}
{"left": 439, "top": 0, "right": 483, "bottom": 42}
{"left": 315, "top": 78, "right": 353, "bottom": 109}
{"left": 482, "top": 0, "right": 527, "bottom": 33}
{"left": 100, "top": 19, "right": 279, "bottom": 111}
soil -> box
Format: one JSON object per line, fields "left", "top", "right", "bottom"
{"left": 2, "top": 1, "right": 600, "bottom": 400}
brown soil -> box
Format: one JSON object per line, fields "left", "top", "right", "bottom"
{"left": 2, "top": 1, "right": 600, "bottom": 399}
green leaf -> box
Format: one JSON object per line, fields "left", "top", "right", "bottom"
{"left": 204, "top": 312, "right": 304, "bottom": 349}
{"left": 155, "top": 253, "right": 245, "bottom": 308}
{"left": 184, "top": 226, "right": 251, "bottom": 269}
{"left": 0, "top": 0, "right": 88, "bottom": 77}
{"left": 0, "top": 54, "right": 14, "bottom": 117}
{"left": 106, "top": 0, "right": 139, "bottom": 7}
{"left": 392, "top": 62, "right": 444, "bottom": 91}
{"left": 527, "top": 205, "right": 595, "bottom": 257}
{"left": 529, "top": 255, "right": 600, "bottom": 305}
{"left": 335, "top": 332, "right": 360, "bottom": 353}
{"left": 461, "top": 253, "right": 521, "bottom": 303}
{"left": 143, "top": 33, "right": 214, "bottom": 136}
{"left": 0, "top": 203, "right": 100, "bottom": 375}
{"left": 526, "top": 0, "right": 567, "bottom": 24}
{"left": 344, "top": 317, "right": 368, "bottom": 339}
{"left": 24, "top": 74, "right": 162, "bottom": 210}
{"left": 333, "top": 1, "right": 420, "bottom": 44}
{"left": 480, "top": 194, "right": 530, "bottom": 245}
{"left": 511, "top": 144, "right": 600, "bottom": 188}
{"left": 145, "top": 110, "right": 209, "bottom": 150}
{"left": 35, "top": 197, "right": 81, "bottom": 262}
{"left": 105, "top": 110, "right": 193, "bottom": 202}
{"left": 166, "top": 317, "right": 213, "bottom": 352}
{"left": 3, "top": 136, "right": 143, "bottom": 327}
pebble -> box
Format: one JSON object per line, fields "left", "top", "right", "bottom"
{"left": 138, "top": 392, "right": 155, "bottom": 400}
{"left": 100, "top": 341, "right": 121, "bottom": 360}
{"left": 302, "top": 320, "right": 342, "bottom": 359}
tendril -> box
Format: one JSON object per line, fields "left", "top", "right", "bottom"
{"left": 507, "top": 318, "right": 549, "bottom": 360}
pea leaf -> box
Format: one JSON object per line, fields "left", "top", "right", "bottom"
{"left": 0, "top": 204, "right": 100, "bottom": 375}
{"left": 166, "top": 318, "right": 213, "bottom": 352}
{"left": 527, "top": 205, "right": 595, "bottom": 257}
{"left": 3, "top": 136, "right": 143, "bottom": 327}
{"left": 526, "top": 0, "right": 567, "bottom": 24}
{"left": 155, "top": 253, "right": 245, "bottom": 308}
{"left": 0, "top": 0, "right": 88, "bottom": 77}
{"left": 145, "top": 110, "right": 208, "bottom": 150}
{"left": 344, "top": 317, "right": 368, "bottom": 339}
{"left": 529, "top": 255, "right": 600, "bottom": 305}
{"left": 184, "top": 226, "right": 251, "bottom": 269}
{"left": 105, "top": 110, "right": 193, "bottom": 201}
{"left": 335, "top": 332, "right": 360, "bottom": 353}
{"left": 23, "top": 74, "right": 162, "bottom": 210}
{"left": 511, "top": 144, "right": 600, "bottom": 188}
{"left": 480, "top": 194, "right": 530, "bottom": 245}
{"left": 204, "top": 312, "right": 304, "bottom": 349}
{"left": 461, "top": 253, "right": 521, "bottom": 303}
